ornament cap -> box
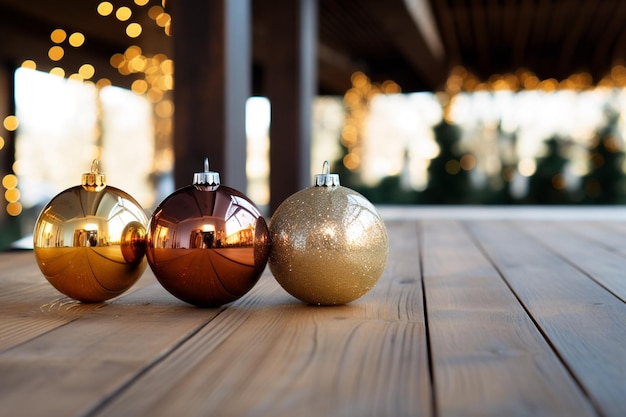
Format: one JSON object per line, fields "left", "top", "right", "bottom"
{"left": 314, "top": 161, "right": 340, "bottom": 187}
{"left": 81, "top": 160, "right": 106, "bottom": 192}
{"left": 193, "top": 157, "right": 220, "bottom": 191}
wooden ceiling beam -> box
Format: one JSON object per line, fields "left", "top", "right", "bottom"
{"left": 431, "top": 0, "right": 461, "bottom": 67}
{"left": 592, "top": 1, "right": 626, "bottom": 73}
{"left": 612, "top": 27, "right": 626, "bottom": 66}
{"left": 451, "top": 2, "right": 473, "bottom": 53}
{"left": 512, "top": 0, "right": 535, "bottom": 71}
{"left": 403, "top": 0, "right": 445, "bottom": 60}
{"left": 558, "top": 1, "right": 600, "bottom": 77}
{"left": 317, "top": 43, "right": 364, "bottom": 94}
{"left": 471, "top": 0, "right": 490, "bottom": 75}
{"left": 359, "top": 0, "right": 447, "bottom": 90}
{"left": 502, "top": 0, "right": 518, "bottom": 47}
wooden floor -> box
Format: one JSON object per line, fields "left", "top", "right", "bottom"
{"left": 1, "top": 207, "right": 625, "bottom": 417}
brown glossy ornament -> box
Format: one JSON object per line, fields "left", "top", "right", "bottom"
{"left": 269, "top": 161, "right": 388, "bottom": 305}
{"left": 146, "top": 159, "right": 270, "bottom": 307}
{"left": 33, "top": 160, "right": 148, "bottom": 302}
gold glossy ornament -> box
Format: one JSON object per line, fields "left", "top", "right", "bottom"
{"left": 269, "top": 161, "right": 388, "bottom": 305}
{"left": 146, "top": 158, "right": 270, "bottom": 307}
{"left": 33, "top": 160, "right": 148, "bottom": 302}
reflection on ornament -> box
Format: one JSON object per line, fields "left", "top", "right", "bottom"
{"left": 269, "top": 161, "right": 388, "bottom": 305}
{"left": 146, "top": 158, "right": 270, "bottom": 307}
{"left": 33, "top": 160, "right": 148, "bottom": 302}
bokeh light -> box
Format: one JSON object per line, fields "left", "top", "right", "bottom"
{"left": 3, "top": 115, "right": 19, "bottom": 131}
{"left": 69, "top": 32, "right": 85, "bottom": 47}
{"left": 21, "top": 60, "right": 36, "bottom": 70}
{"left": 116, "top": 6, "right": 132, "bottom": 21}
{"left": 48, "top": 46, "right": 64, "bottom": 61}
{"left": 50, "top": 29, "right": 66, "bottom": 43}
{"left": 2, "top": 174, "right": 18, "bottom": 189}
{"left": 126, "top": 23, "right": 142, "bottom": 38}
{"left": 79, "top": 64, "right": 95, "bottom": 79}
{"left": 97, "top": 1, "right": 113, "bottom": 16}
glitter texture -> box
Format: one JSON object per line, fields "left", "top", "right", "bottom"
{"left": 268, "top": 186, "right": 388, "bottom": 305}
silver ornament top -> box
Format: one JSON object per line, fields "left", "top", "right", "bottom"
{"left": 314, "top": 160, "right": 340, "bottom": 187}
{"left": 193, "top": 157, "right": 220, "bottom": 191}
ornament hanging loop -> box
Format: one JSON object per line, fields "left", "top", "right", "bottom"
{"left": 193, "top": 157, "right": 221, "bottom": 191}
{"left": 81, "top": 159, "right": 106, "bottom": 192}
{"left": 314, "top": 160, "right": 340, "bottom": 187}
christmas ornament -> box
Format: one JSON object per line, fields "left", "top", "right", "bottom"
{"left": 268, "top": 161, "right": 388, "bottom": 305}
{"left": 33, "top": 160, "right": 148, "bottom": 302}
{"left": 146, "top": 158, "right": 270, "bottom": 307}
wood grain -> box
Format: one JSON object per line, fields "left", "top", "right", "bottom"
{"left": 0, "top": 251, "right": 154, "bottom": 352}
{"left": 0, "top": 275, "right": 222, "bottom": 417}
{"left": 1, "top": 213, "right": 624, "bottom": 417}
{"left": 520, "top": 220, "right": 626, "bottom": 302}
{"left": 467, "top": 220, "right": 626, "bottom": 417}
{"left": 93, "top": 220, "right": 432, "bottom": 417}
{"left": 421, "top": 219, "right": 596, "bottom": 417}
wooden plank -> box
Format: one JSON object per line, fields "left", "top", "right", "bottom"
{"left": 92, "top": 220, "right": 432, "bottom": 417}
{"left": 0, "top": 251, "right": 154, "bottom": 352}
{"left": 519, "top": 220, "right": 626, "bottom": 302}
{"left": 569, "top": 220, "right": 626, "bottom": 257}
{"left": 467, "top": 220, "right": 626, "bottom": 417}
{"left": 0, "top": 251, "right": 103, "bottom": 351}
{"left": 421, "top": 219, "right": 596, "bottom": 417}
{"left": 431, "top": 0, "right": 460, "bottom": 65}
{"left": 0, "top": 274, "right": 225, "bottom": 417}
{"left": 361, "top": 0, "right": 447, "bottom": 88}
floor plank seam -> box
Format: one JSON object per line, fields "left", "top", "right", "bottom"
{"left": 511, "top": 220, "right": 626, "bottom": 305}
{"left": 0, "top": 301, "right": 106, "bottom": 355}
{"left": 462, "top": 220, "right": 605, "bottom": 417}
{"left": 82, "top": 306, "right": 229, "bottom": 417}
{"left": 418, "top": 220, "right": 438, "bottom": 417}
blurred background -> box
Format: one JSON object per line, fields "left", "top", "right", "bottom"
{"left": 1, "top": 0, "right": 626, "bottom": 249}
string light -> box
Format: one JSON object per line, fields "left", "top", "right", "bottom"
{"left": 3, "top": 1, "right": 175, "bottom": 220}
{"left": 68, "top": 32, "right": 85, "bottom": 47}
{"left": 2, "top": 174, "right": 21, "bottom": 216}
{"left": 50, "top": 29, "right": 67, "bottom": 43}
{"left": 126, "top": 23, "right": 142, "bottom": 38}
{"left": 3, "top": 115, "right": 18, "bottom": 131}
{"left": 444, "top": 65, "right": 626, "bottom": 94}
{"left": 97, "top": 2, "right": 113, "bottom": 16}
{"left": 79, "top": 64, "right": 95, "bottom": 79}
{"left": 116, "top": 6, "right": 132, "bottom": 21}
{"left": 48, "top": 46, "right": 64, "bottom": 61}
{"left": 21, "top": 60, "right": 36, "bottom": 70}
{"left": 341, "top": 72, "right": 401, "bottom": 171}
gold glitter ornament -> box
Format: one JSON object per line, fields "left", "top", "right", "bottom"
{"left": 146, "top": 158, "right": 270, "bottom": 307}
{"left": 33, "top": 160, "right": 148, "bottom": 302}
{"left": 268, "top": 161, "right": 388, "bottom": 305}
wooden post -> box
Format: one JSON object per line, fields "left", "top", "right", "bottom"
{"left": 170, "top": 0, "right": 250, "bottom": 191}
{"left": 0, "top": 63, "right": 14, "bottom": 178}
{"left": 0, "top": 62, "right": 19, "bottom": 247}
{"left": 267, "top": 0, "right": 317, "bottom": 213}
